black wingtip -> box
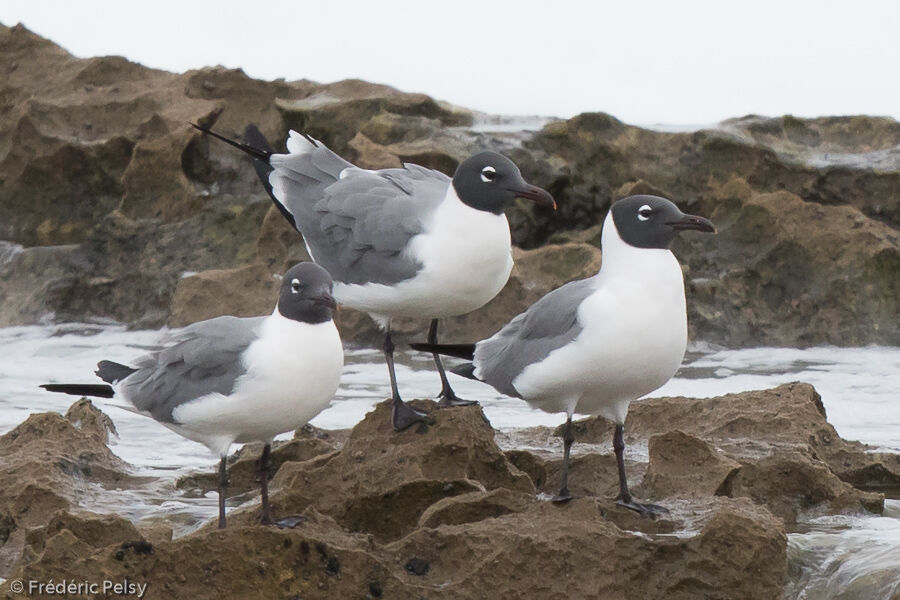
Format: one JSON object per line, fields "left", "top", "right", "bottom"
{"left": 95, "top": 360, "right": 137, "bottom": 384}
{"left": 41, "top": 383, "right": 115, "bottom": 399}
{"left": 451, "top": 363, "right": 478, "bottom": 381}
{"left": 190, "top": 122, "right": 272, "bottom": 161}
{"left": 239, "top": 126, "right": 297, "bottom": 230}
{"left": 301, "top": 132, "right": 319, "bottom": 148}
{"left": 409, "top": 342, "right": 476, "bottom": 361}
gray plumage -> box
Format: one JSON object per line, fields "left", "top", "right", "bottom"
{"left": 118, "top": 316, "right": 264, "bottom": 423}
{"left": 270, "top": 142, "right": 450, "bottom": 286}
{"left": 472, "top": 278, "right": 598, "bottom": 398}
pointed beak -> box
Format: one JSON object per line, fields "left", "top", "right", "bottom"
{"left": 666, "top": 213, "right": 716, "bottom": 233}
{"left": 509, "top": 183, "right": 557, "bottom": 210}
{"left": 313, "top": 293, "right": 338, "bottom": 310}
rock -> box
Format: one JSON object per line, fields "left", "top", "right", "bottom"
{"left": 528, "top": 113, "right": 900, "bottom": 346}
{"left": 4, "top": 510, "right": 415, "bottom": 600}
{"left": 64, "top": 398, "right": 117, "bottom": 444}
{"left": 176, "top": 437, "right": 337, "bottom": 497}
{"left": 392, "top": 497, "right": 786, "bottom": 599}
{"left": 721, "top": 451, "right": 884, "bottom": 522}
{"left": 417, "top": 488, "right": 534, "bottom": 529}
{"left": 641, "top": 431, "right": 741, "bottom": 499}
{"left": 540, "top": 452, "right": 624, "bottom": 499}
{"left": 167, "top": 263, "right": 280, "bottom": 328}
{"left": 0, "top": 400, "right": 138, "bottom": 573}
{"left": 3, "top": 24, "right": 898, "bottom": 347}
{"left": 2, "top": 499, "right": 787, "bottom": 600}
{"left": 554, "top": 383, "right": 887, "bottom": 522}
{"left": 16, "top": 511, "right": 142, "bottom": 572}
{"left": 346, "top": 131, "right": 403, "bottom": 169}
{"left": 681, "top": 185, "right": 900, "bottom": 346}
{"left": 232, "top": 401, "right": 533, "bottom": 542}
{"left": 0, "top": 401, "right": 133, "bottom": 524}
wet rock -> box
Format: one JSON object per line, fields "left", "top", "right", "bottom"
{"left": 3, "top": 24, "right": 897, "bottom": 347}
{"left": 233, "top": 401, "right": 533, "bottom": 542}
{"left": 176, "top": 437, "right": 337, "bottom": 497}
{"left": 541, "top": 452, "right": 623, "bottom": 499}
{"left": 16, "top": 511, "right": 142, "bottom": 572}
{"left": 346, "top": 131, "right": 403, "bottom": 169}
{"left": 682, "top": 185, "right": 900, "bottom": 347}
{"left": 641, "top": 430, "right": 741, "bottom": 499}
{"left": 0, "top": 400, "right": 132, "bottom": 527}
{"left": 391, "top": 497, "right": 786, "bottom": 599}
{"left": 722, "top": 451, "right": 884, "bottom": 523}
{"left": 554, "top": 383, "right": 887, "bottom": 522}
{"left": 529, "top": 113, "right": 900, "bottom": 346}
{"left": 4, "top": 511, "right": 415, "bottom": 600}
{"left": 276, "top": 85, "right": 472, "bottom": 158}
{"left": 0, "top": 400, "right": 138, "bottom": 574}
{"left": 167, "top": 263, "right": 280, "bottom": 328}
{"left": 417, "top": 488, "right": 534, "bottom": 529}
{"left": 2, "top": 498, "right": 787, "bottom": 600}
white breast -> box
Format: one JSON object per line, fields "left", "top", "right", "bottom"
{"left": 171, "top": 313, "right": 344, "bottom": 452}
{"left": 512, "top": 218, "right": 688, "bottom": 424}
{"left": 333, "top": 186, "right": 513, "bottom": 322}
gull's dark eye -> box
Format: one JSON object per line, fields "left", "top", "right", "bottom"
{"left": 290, "top": 278, "right": 301, "bottom": 294}
{"left": 480, "top": 166, "right": 497, "bottom": 183}
{"left": 637, "top": 205, "right": 653, "bottom": 221}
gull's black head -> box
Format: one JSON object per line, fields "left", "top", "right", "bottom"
{"left": 611, "top": 195, "right": 715, "bottom": 249}
{"left": 452, "top": 151, "right": 556, "bottom": 215}
{"left": 277, "top": 262, "right": 337, "bottom": 324}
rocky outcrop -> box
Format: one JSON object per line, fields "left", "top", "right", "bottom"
{"left": 525, "top": 115, "right": 900, "bottom": 346}
{"left": 1, "top": 23, "right": 898, "bottom": 346}
{"left": 0, "top": 400, "right": 139, "bottom": 574}
{"left": 544, "top": 382, "right": 889, "bottom": 524}
{"left": 0, "top": 383, "right": 890, "bottom": 598}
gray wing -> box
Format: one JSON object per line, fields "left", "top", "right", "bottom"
{"left": 268, "top": 135, "right": 449, "bottom": 286}
{"left": 119, "top": 316, "right": 265, "bottom": 423}
{"left": 473, "top": 278, "right": 597, "bottom": 398}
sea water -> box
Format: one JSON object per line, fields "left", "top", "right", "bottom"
{"left": 0, "top": 324, "right": 897, "bottom": 597}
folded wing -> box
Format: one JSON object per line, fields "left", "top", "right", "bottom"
{"left": 473, "top": 278, "right": 597, "bottom": 398}
{"left": 120, "top": 316, "right": 265, "bottom": 423}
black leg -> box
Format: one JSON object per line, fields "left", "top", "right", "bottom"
{"left": 429, "top": 319, "right": 478, "bottom": 408}
{"left": 258, "top": 442, "right": 307, "bottom": 529}
{"left": 384, "top": 327, "right": 427, "bottom": 431}
{"left": 613, "top": 424, "right": 668, "bottom": 518}
{"left": 217, "top": 455, "right": 228, "bottom": 529}
{"left": 258, "top": 443, "right": 272, "bottom": 525}
{"left": 552, "top": 415, "right": 575, "bottom": 503}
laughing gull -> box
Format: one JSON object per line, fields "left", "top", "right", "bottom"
{"left": 42, "top": 262, "right": 343, "bottom": 528}
{"left": 192, "top": 123, "right": 556, "bottom": 431}
{"left": 412, "top": 195, "right": 715, "bottom": 516}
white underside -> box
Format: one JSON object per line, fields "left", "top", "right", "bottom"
{"left": 333, "top": 187, "right": 513, "bottom": 327}
{"left": 512, "top": 217, "right": 688, "bottom": 424}
{"left": 164, "top": 314, "right": 344, "bottom": 457}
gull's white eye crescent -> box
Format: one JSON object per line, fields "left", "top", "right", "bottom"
{"left": 290, "top": 278, "right": 301, "bottom": 294}
{"left": 481, "top": 166, "right": 497, "bottom": 183}
{"left": 637, "top": 205, "right": 653, "bottom": 221}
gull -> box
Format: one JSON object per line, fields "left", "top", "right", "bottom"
{"left": 42, "top": 262, "right": 343, "bottom": 528}
{"left": 412, "top": 195, "right": 715, "bottom": 515}
{"left": 193, "top": 123, "right": 555, "bottom": 431}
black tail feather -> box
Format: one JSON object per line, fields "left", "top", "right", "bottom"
{"left": 409, "top": 342, "right": 476, "bottom": 361}
{"left": 41, "top": 384, "right": 115, "bottom": 398}
{"left": 190, "top": 122, "right": 271, "bottom": 161}
{"left": 192, "top": 122, "right": 299, "bottom": 231}
{"left": 95, "top": 360, "right": 136, "bottom": 384}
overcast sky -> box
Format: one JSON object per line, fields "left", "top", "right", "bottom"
{"left": 2, "top": 0, "right": 898, "bottom": 125}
